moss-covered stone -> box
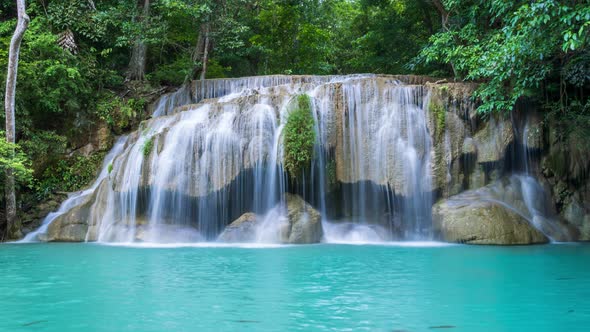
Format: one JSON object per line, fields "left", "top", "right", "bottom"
{"left": 429, "top": 100, "right": 446, "bottom": 141}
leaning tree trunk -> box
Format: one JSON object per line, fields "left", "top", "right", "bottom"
{"left": 199, "top": 24, "right": 210, "bottom": 81}
{"left": 186, "top": 22, "right": 211, "bottom": 82}
{"left": 126, "top": 0, "right": 150, "bottom": 81}
{"left": 4, "top": 0, "right": 29, "bottom": 240}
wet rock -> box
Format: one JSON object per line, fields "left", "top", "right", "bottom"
{"left": 39, "top": 201, "right": 91, "bottom": 242}
{"left": 433, "top": 197, "right": 548, "bottom": 245}
{"left": 284, "top": 193, "right": 323, "bottom": 244}
{"left": 473, "top": 117, "right": 514, "bottom": 164}
{"left": 562, "top": 199, "right": 585, "bottom": 227}
{"left": 218, "top": 212, "right": 259, "bottom": 242}
{"left": 462, "top": 137, "right": 477, "bottom": 155}
{"left": 468, "top": 165, "right": 486, "bottom": 190}
{"left": 582, "top": 215, "right": 590, "bottom": 241}
{"left": 523, "top": 122, "right": 542, "bottom": 150}
{"left": 561, "top": 198, "right": 590, "bottom": 240}
{"left": 218, "top": 194, "right": 323, "bottom": 244}
{"left": 432, "top": 178, "right": 558, "bottom": 245}
{"left": 38, "top": 181, "right": 108, "bottom": 242}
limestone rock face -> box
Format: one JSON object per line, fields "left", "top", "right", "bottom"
{"left": 217, "top": 213, "right": 259, "bottom": 242}
{"left": 582, "top": 215, "right": 590, "bottom": 241}
{"left": 39, "top": 200, "right": 92, "bottom": 242}
{"left": 433, "top": 197, "right": 549, "bottom": 245}
{"left": 561, "top": 198, "right": 590, "bottom": 241}
{"left": 473, "top": 117, "right": 514, "bottom": 164}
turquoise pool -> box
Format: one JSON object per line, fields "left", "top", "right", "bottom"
{"left": 1, "top": 243, "right": 589, "bottom": 331}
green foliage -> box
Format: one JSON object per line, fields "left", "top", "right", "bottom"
{"left": 38, "top": 152, "right": 106, "bottom": 195}
{"left": 0, "top": 15, "right": 123, "bottom": 139}
{"left": 0, "top": 135, "right": 33, "bottom": 187}
{"left": 107, "top": 162, "right": 114, "bottom": 174}
{"left": 142, "top": 136, "right": 155, "bottom": 157}
{"left": 20, "top": 131, "right": 67, "bottom": 175}
{"left": 148, "top": 56, "right": 192, "bottom": 86}
{"left": 341, "top": 0, "right": 438, "bottom": 74}
{"left": 284, "top": 95, "right": 316, "bottom": 178}
{"left": 418, "top": 0, "right": 590, "bottom": 115}
{"left": 97, "top": 92, "right": 146, "bottom": 133}
{"left": 250, "top": 0, "right": 334, "bottom": 74}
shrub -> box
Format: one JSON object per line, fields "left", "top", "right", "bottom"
{"left": 97, "top": 92, "right": 146, "bottom": 133}
{"left": 283, "top": 94, "right": 316, "bottom": 178}
{"left": 38, "top": 151, "right": 106, "bottom": 195}
{"left": 0, "top": 134, "right": 34, "bottom": 188}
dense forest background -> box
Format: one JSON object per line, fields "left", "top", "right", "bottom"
{"left": 0, "top": 0, "right": 588, "bottom": 239}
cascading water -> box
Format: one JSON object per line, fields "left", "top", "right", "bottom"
{"left": 23, "top": 137, "right": 128, "bottom": 242}
{"left": 513, "top": 114, "right": 570, "bottom": 241}
{"left": 25, "top": 75, "right": 440, "bottom": 243}
{"left": 25, "top": 74, "right": 569, "bottom": 244}
{"left": 308, "top": 80, "right": 433, "bottom": 240}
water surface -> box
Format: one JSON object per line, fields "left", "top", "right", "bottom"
{"left": 1, "top": 243, "right": 589, "bottom": 331}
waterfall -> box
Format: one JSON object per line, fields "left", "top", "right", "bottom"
{"left": 24, "top": 75, "right": 473, "bottom": 243}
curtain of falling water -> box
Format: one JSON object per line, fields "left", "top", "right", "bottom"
{"left": 29, "top": 75, "right": 443, "bottom": 243}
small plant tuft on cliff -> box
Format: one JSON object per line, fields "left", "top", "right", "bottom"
{"left": 142, "top": 136, "right": 155, "bottom": 157}
{"left": 284, "top": 94, "right": 316, "bottom": 178}
{"left": 429, "top": 100, "right": 446, "bottom": 141}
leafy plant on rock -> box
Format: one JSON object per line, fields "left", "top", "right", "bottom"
{"left": 283, "top": 94, "right": 315, "bottom": 178}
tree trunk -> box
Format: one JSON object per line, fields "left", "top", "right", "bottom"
{"left": 431, "top": 0, "right": 450, "bottom": 31}
{"left": 186, "top": 22, "right": 211, "bottom": 82}
{"left": 200, "top": 25, "right": 210, "bottom": 81}
{"left": 126, "top": 0, "right": 150, "bottom": 81}
{"left": 4, "top": 0, "right": 29, "bottom": 240}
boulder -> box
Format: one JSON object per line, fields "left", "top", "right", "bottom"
{"left": 39, "top": 201, "right": 91, "bottom": 242}
{"left": 284, "top": 193, "right": 323, "bottom": 244}
{"left": 218, "top": 212, "right": 259, "bottom": 242}
{"left": 217, "top": 194, "right": 323, "bottom": 244}
{"left": 433, "top": 194, "right": 549, "bottom": 245}
{"left": 37, "top": 179, "right": 110, "bottom": 242}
